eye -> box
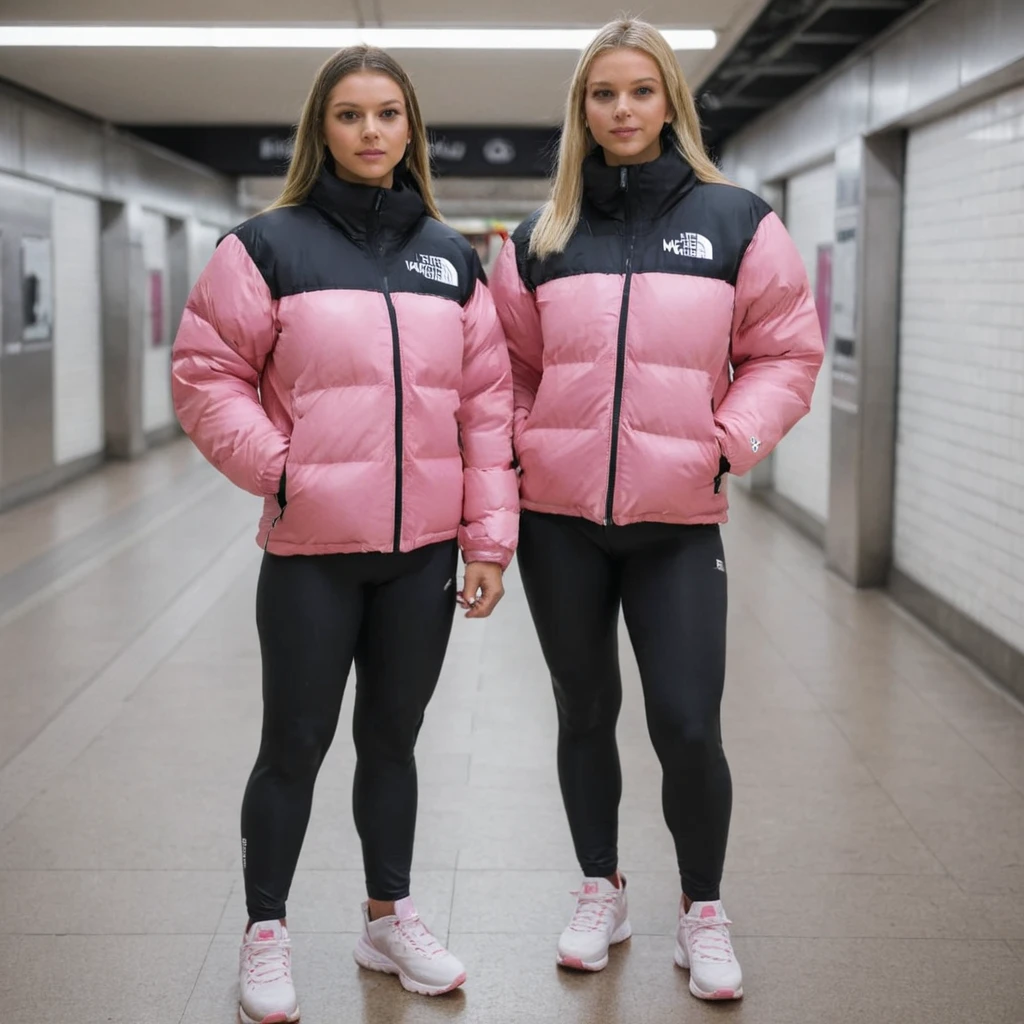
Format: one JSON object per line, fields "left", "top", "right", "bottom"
{"left": 381, "top": 109, "right": 400, "bottom": 120}
{"left": 339, "top": 111, "right": 359, "bottom": 121}
{"left": 636, "top": 86, "right": 654, "bottom": 96}
{"left": 592, "top": 89, "right": 613, "bottom": 100}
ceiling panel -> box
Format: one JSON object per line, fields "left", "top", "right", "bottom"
{"left": 0, "top": 47, "right": 712, "bottom": 125}
{"left": 1, "top": 0, "right": 729, "bottom": 25}
{"left": 0, "top": 0, "right": 362, "bottom": 22}
{"left": 0, "top": 0, "right": 770, "bottom": 129}
{"left": 375, "top": 0, "right": 739, "bottom": 26}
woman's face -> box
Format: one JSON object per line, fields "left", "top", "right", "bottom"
{"left": 323, "top": 71, "right": 411, "bottom": 188}
{"left": 584, "top": 48, "right": 673, "bottom": 166}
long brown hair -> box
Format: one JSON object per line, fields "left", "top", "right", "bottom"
{"left": 530, "top": 18, "right": 731, "bottom": 258}
{"left": 267, "top": 46, "right": 441, "bottom": 219}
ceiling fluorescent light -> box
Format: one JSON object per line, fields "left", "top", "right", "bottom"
{"left": 0, "top": 26, "right": 717, "bottom": 51}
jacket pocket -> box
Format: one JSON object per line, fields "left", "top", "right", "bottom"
{"left": 276, "top": 468, "right": 288, "bottom": 515}
{"left": 713, "top": 452, "right": 731, "bottom": 494}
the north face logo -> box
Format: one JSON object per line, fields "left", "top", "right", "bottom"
{"left": 406, "top": 254, "right": 459, "bottom": 286}
{"left": 663, "top": 232, "right": 713, "bottom": 259}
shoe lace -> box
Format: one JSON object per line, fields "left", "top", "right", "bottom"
{"left": 243, "top": 938, "right": 292, "bottom": 985}
{"left": 567, "top": 890, "right": 620, "bottom": 933}
{"left": 687, "top": 916, "right": 736, "bottom": 964}
{"left": 394, "top": 916, "right": 447, "bottom": 959}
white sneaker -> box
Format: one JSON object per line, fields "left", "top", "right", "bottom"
{"left": 353, "top": 897, "right": 467, "bottom": 996}
{"left": 238, "top": 920, "right": 300, "bottom": 1024}
{"left": 557, "top": 875, "right": 631, "bottom": 972}
{"left": 675, "top": 900, "right": 743, "bottom": 1000}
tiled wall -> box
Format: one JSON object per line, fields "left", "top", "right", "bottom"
{"left": 775, "top": 162, "right": 836, "bottom": 524}
{"left": 894, "top": 82, "right": 1024, "bottom": 654}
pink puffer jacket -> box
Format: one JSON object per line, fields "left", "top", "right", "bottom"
{"left": 490, "top": 148, "right": 824, "bottom": 527}
{"left": 172, "top": 168, "right": 519, "bottom": 566}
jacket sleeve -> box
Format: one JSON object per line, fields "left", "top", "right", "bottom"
{"left": 457, "top": 270, "right": 520, "bottom": 569}
{"left": 715, "top": 210, "right": 825, "bottom": 477}
{"left": 489, "top": 238, "right": 544, "bottom": 448}
{"left": 171, "top": 233, "right": 290, "bottom": 497}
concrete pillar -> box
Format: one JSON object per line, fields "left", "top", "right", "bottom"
{"left": 100, "top": 201, "right": 147, "bottom": 458}
{"left": 825, "top": 132, "right": 905, "bottom": 587}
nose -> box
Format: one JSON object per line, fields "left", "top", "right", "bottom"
{"left": 363, "top": 116, "right": 380, "bottom": 139}
{"left": 614, "top": 94, "right": 631, "bottom": 120}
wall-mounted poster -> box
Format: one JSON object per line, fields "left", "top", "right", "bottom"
{"left": 21, "top": 235, "right": 54, "bottom": 345}
{"left": 149, "top": 269, "right": 164, "bottom": 347}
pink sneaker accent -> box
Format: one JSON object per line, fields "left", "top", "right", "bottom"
{"left": 700, "top": 906, "right": 717, "bottom": 920}
{"left": 395, "top": 896, "right": 418, "bottom": 923}
{"left": 582, "top": 882, "right": 600, "bottom": 896}
{"left": 256, "top": 929, "right": 277, "bottom": 941}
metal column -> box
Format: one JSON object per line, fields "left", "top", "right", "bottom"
{"left": 825, "top": 133, "right": 905, "bottom": 587}
{"left": 100, "top": 201, "right": 148, "bottom": 459}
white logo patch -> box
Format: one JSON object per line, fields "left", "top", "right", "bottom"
{"left": 663, "top": 232, "right": 714, "bottom": 260}
{"left": 716, "top": 559, "right": 726, "bottom": 573}
{"left": 406, "top": 254, "right": 459, "bottom": 286}
{"left": 750, "top": 436, "right": 762, "bottom": 453}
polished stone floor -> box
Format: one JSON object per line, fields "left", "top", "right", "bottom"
{"left": 1, "top": 440, "right": 1022, "bottom": 1023}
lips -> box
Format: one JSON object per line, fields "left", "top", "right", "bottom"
{"left": 612, "top": 128, "right": 639, "bottom": 137}
{"left": 358, "top": 150, "right": 386, "bottom": 157}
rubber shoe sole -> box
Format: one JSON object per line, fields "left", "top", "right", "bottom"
{"left": 353, "top": 935, "right": 466, "bottom": 996}
{"left": 238, "top": 1005, "right": 300, "bottom": 1024}
{"left": 556, "top": 919, "right": 632, "bottom": 972}
{"left": 674, "top": 942, "right": 743, "bottom": 1000}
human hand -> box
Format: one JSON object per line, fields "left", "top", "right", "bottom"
{"left": 457, "top": 562, "right": 505, "bottom": 619}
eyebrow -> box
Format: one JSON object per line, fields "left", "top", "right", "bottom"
{"left": 589, "top": 77, "right": 660, "bottom": 87}
{"left": 331, "top": 98, "right": 405, "bottom": 109}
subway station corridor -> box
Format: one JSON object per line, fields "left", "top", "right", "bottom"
{"left": 0, "top": 440, "right": 1021, "bottom": 1024}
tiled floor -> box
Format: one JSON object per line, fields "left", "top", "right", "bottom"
{"left": 1, "top": 439, "right": 1022, "bottom": 1024}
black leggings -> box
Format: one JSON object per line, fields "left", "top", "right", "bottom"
{"left": 241, "top": 540, "right": 458, "bottom": 921}
{"left": 517, "top": 511, "right": 732, "bottom": 902}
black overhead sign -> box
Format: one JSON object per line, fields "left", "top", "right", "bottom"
{"left": 125, "top": 124, "right": 561, "bottom": 178}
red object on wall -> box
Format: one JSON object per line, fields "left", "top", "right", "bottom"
{"left": 815, "top": 243, "right": 832, "bottom": 343}
{"left": 149, "top": 270, "right": 164, "bottom": 347}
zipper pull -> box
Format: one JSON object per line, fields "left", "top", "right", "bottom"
{"left": 374, "top": 190, "right": 384, "bottom": 212}
{"left": 619, "top": 166, "right": 627, "bottom": 190}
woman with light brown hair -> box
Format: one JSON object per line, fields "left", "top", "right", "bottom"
{"left": 492, "top": 18, "right": 823, "bottom": 1001}
{"left": 172, "top": 45, "right": 518, "bottom": 1022}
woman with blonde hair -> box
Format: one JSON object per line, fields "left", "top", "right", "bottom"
{"left": 172, "top": 45, "right": 518, "bottom": 1022}
{"left": 491, "top": 18, "right": 823, "bottom": 1001}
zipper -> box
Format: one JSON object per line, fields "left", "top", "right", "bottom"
{"left": 604, "top": 165, "right": 635, "bottom": 526}
{"left": 374, "top": 189, "right": 405, "bottom": 553}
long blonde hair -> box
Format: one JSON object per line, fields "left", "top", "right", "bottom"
{"left": 267, "top": 46, "right": 442, "bottom": 220}
{"left": 530, "top": 19, "right": 730, "bottom": 258}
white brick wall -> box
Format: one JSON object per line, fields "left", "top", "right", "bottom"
{"left": 52, "top": 191, "right": 103, "bottom": 465}
{"left": 774, "top": 162, "right": 835, "bottom": 523}
{"left": 895, "top": 83, "right": 1024, "bottom": 654}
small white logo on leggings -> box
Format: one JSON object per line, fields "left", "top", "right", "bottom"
{"left": 444, "top": 578, "right": 453, "bottom": 591}
{"left": 241, "top": 838, "right": 247, "bottom": 868}
{"left": 716, "top": 559, "right": 725, "bottom": 572}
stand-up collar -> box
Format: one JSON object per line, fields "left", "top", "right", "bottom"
{"left": 582, "top": 141, "right": 698, "bottom": 225}
{"left": 306, "top": 161, "right": 426, "bottom": 252}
